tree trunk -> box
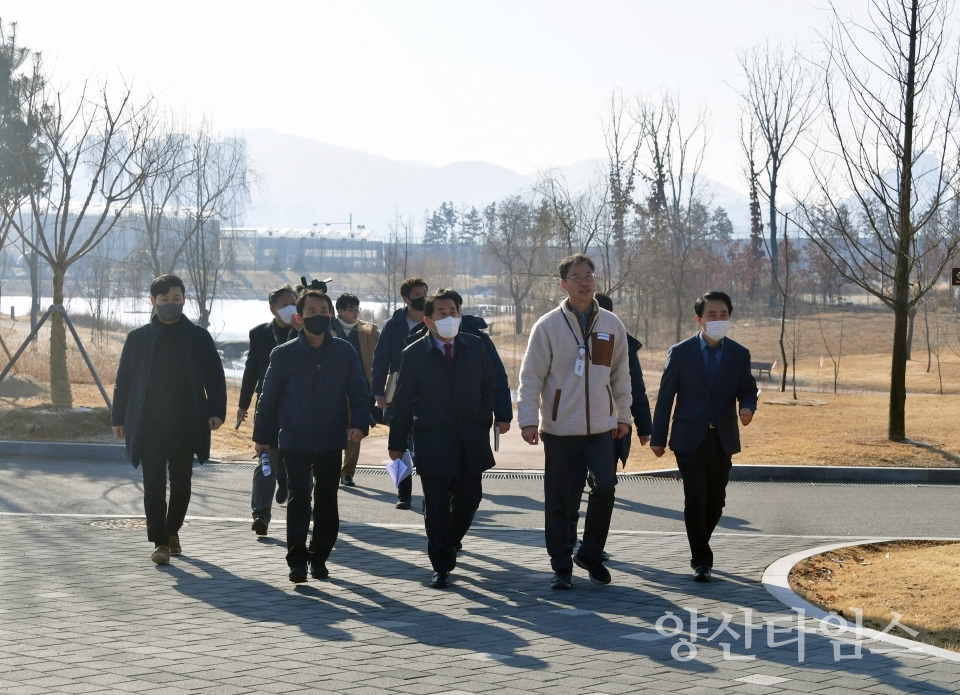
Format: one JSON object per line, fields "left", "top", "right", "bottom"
{"left": 29, "top": 251, "right": 40, "bottom": 332}
{"left": 778, "top": 298, "right": 788, "bottom": 393}
{"left": 922, "top": 299, "right": 932, "bottom": 372}
{"left": 513, "top": 294, "right": 524, "bottom": 334}
{"left": 888, "top": 295, "right": 909, "bottom": 441}
{"left": 906, "top": 306, "right": 917, "bottom": 360}
{"left": 49, "top": 268, "right": 73, "bottom": 410}
{"left": 768, "top": 178, "right": 779, "bottom": 310}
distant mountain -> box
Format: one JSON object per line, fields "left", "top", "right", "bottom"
{"left": 242, "top": 128, "right": 751, "bottom": 237}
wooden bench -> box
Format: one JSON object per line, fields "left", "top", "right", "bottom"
{"left": 751, "top": 361, "right": 773, "bottom": 380}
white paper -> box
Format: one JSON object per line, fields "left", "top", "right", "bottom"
{"left": 385, "top": 449, "right": 413, "bottom": 488}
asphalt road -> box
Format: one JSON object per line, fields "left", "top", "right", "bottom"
{"left": 1, "top": 457, "right": 957, "bottom": 539}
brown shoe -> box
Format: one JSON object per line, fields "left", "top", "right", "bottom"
{"left": 151, "top": 545, "right": 171, "bottom": 565}
{"left": 168, "top": 535, "right": 181, "bottom": 555}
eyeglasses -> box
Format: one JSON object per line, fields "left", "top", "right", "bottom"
{"left": 566, "top": 273, "right": 597, "bottom": 284}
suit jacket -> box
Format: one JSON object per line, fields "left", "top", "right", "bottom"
{"left": 112, "top": 315, "right": 227, "bottom": 468}
{"left": 238, "top": 321, "right": 297, "bottom": 410}
{"left": 388, "top": 332, "right": 497, "bottom": 478}
{"left": 404, "top": 314, "right": 513, "bottom": 423}
{"left": 651, "top": 334, "right": 758, "bottom": 456}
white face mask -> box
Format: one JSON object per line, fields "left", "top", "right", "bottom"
{"left": 432, "top": 316, "right": 461, "bottom": 339}
{"left": 701, "top": 319, "right": 730, "bottom": 341}
{"left": 276, "top": 305, "right": 297, "bottom": 325}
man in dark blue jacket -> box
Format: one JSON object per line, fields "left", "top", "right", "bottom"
{"left": 568, "top": 293, "right": 651, "bottom": 553}
{"left": 112, "top": 275, "right": 227, "bottom": 566}
{"left": 253, "top": 289, "right": 370, "bottom": 583}
{"left": 651, "top": 291, "right": 758, "bottom": 582}
{"left": 388, "top": 289, "right": 498, "bottom": 588}
{"left": 371, "top": 277, "right": 428, "bottom": 508}
{"left": 237, "top": 285, "right": 299, "bottom": 536}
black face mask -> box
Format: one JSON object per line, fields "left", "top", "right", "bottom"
{"left": 155, "top": 303, "right": 183, "bottom": 323}
{"left": 302, "top": 314, "right": 330, "bottom": 336}
{"left": 409, "top": 296, "right": 426, "bottom": 312}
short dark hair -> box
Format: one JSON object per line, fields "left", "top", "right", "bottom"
{"left": 400, "top": 277, "right": 428, "bottom": 298}
{"left": 297, "top": 289, "right": 334, "bottom": 315}
{"left": 595, "top": 293, "right": 613, "bottom": 312}
{"left": 268, "top": 285, "right": 296, "bottom": 306}
{"left": 150, "top": 274, "right": 185, "bottom": 298}
{"left": 335, "top": 292, "right": 360, "bottom": 312}
{"left": 559, "top": 253, "right": 595, "bottom": 280}
{"left": 424, "top": 289, "right": 460, "bottom": 318}
{"left": 695, "top": 291, "right": 733, "bottom": 317}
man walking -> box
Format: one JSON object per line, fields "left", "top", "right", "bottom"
{"left": 388, "top": 290, "right": 497, "bottom": 588}
{"left": 650, "top": 291, "right": 758, "bottom": 582}
{"left": 238, "top": 285, "right": 299, "bottom": 536}
{"left": 371, "top": 277, "right": 428, "bottom": 508}
{"left": 518, "top": 254, "right": 632, "bottom": 589}
{"left": 330, "top": 292, "right": 380, "bottom": 487}
{"left": 112, "top": 275, "right": 227, "bottom": 566}
{"left": 253, "top": 289, "right": 370, "bottom": 583}
{"left": 568, "top": 292, "right": 651, "bottom": 554}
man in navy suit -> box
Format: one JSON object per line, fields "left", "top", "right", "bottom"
{"left": 388, "top": 289, "right": 498, "bottom": 589}
{"left": 651, "top": 291, "right": 758, "bottom": 582}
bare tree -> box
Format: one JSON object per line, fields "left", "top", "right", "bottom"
{"left": 634, "top": 91, "right": 718, "bottom": 342}
{"left": 480, "top": 196, "right": 552, "bottom": 334}
{"left": 814, "top": 300, "right": 845, "bottom": 394}
{"left": 604, "top": 89, "right": 641, "bottom": 264}
{"left": 535, "top": 169, "right": 606, "bottom": 255}
{"left": 795, "top": 0, "right": 960, "bottom": 440}
{"left": 0, "top": 81, "right": 162, "bottom": 408}
{"left": 737, "top": 41, "right": 815, "bottom": 310}
{"left": 180, "top": 121, "right": 252, "bottom": 329}
{"left": 372, "top": 210, "right": 414, "bottom": 316}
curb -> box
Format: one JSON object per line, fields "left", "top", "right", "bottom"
{"left": 0, "top": 440, "right": 128, "bottom": 461}
{"left": 761, "top": 538, "right": 960, "bottom": 663}
{"left": 637, "top": 464, "right": 960, "bottom": 484}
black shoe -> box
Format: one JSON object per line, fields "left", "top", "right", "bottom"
{"left": 455, "top": 541, "right": 463, "bottom": 553}
{"left": 693, "top": 565, "right": 712, "bottom": 582}
{"left": 310, "top": 561, "right": 329, "bottom": 579}
{"left": 550, "top": 571, "right": 573, "bottom": 590}
{"left": 430, "top": 571, "right": 450, "bottom": 588}
{"left": 251, "top": 518, "right": 268, "bottom": 536}
{"left": 396, "top": 498, "right": 411, "bottom": 510}
{"left": 341, "top": 476, "right": 355, "bottom": 487}
{"left": 574, "top": 539, "right": 610, "bottom": 562}
{"left": 275, "top": 486, "right": 288, "bottom": 505}
{"left": 574, "top": 552, "right": 612, "bottom": 585}
{"left": 288, "top": 565, "right": 308, "bottom": 583}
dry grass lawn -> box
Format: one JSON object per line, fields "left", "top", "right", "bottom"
{"left": 622, "top": 393, "right": 960, "bottom": 471}
{"left": 790, "top": 541, "right": 960, "bottom": 653}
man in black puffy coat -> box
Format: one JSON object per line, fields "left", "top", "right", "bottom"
{"left": 253, "top": 289, "right": 370, "bottom": 583}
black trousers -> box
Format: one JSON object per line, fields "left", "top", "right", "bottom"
{"left": 140, "top": 434, "right": 194, "bottom": 546}
{"left": 675, "top": 429, "right": 733, "bottom": 568}
{"left": 420, "top": 454, "right": 483, "bottom": 574}
{"left": 283, "top": 449, "right": 342, "bottom": 568}
{"left": 567, "top": 452, "right": 618, "bottom": 548}
{"left": 543, "top": 432, "right": 616, "bottom": 572}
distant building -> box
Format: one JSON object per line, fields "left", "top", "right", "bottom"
{"left": 226, "top": 226, "right": 382, "bottom": 273}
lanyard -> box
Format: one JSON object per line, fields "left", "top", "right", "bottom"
{"left": 560, "top": 309, "right": 590, "bottom": 360}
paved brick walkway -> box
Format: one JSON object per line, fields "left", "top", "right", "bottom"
{"left": 0, "top": 516, "right": 957, "bottom": 694}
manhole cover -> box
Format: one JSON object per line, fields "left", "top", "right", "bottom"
{"left": 90, "top": 519, "right": 189, "bottom": 530}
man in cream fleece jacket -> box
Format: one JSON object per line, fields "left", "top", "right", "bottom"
{"left": 518, "top": 254, "right": 632, "bottom": 589}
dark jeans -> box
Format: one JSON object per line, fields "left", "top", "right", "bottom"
{"left": 251, "top": 448, "right": 288, "bottom": 523}
{"left": 567, "top": 453, "right": 618, "bottom": 548}
{"left": 543, "top": 432, "right": 616, "bottom": 572}
{"left": 420, "top": 455, "right": 483, "bottom": 574}
{"left": 283, "top": 449, "right": 342, "bottom": 568}
{"left": 140, "top": 434, "right": 194, "bottom": 546}
{"left": 675, "top": 429, "right": 733, "bottom": 568}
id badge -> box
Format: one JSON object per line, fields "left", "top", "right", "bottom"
{"left": 574, "top": 358, "right": 585, "bottom": 377}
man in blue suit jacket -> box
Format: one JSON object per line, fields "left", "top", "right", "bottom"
{"left": 651, "top": 291, "right": 758, "bottom": 582}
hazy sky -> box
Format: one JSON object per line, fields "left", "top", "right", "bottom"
{"left": 4, "top": 1, "right": 857, "bottom": 191}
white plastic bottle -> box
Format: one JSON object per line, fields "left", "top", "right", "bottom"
{"left": 261, "top": 451, "right": 272, "bottom": 477}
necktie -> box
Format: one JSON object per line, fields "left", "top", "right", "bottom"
{"left": 706, "top": 345, "right": 721, "bottom": 387}
{"left": 444, "top": 343, "right": 453, "bottom": 365}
